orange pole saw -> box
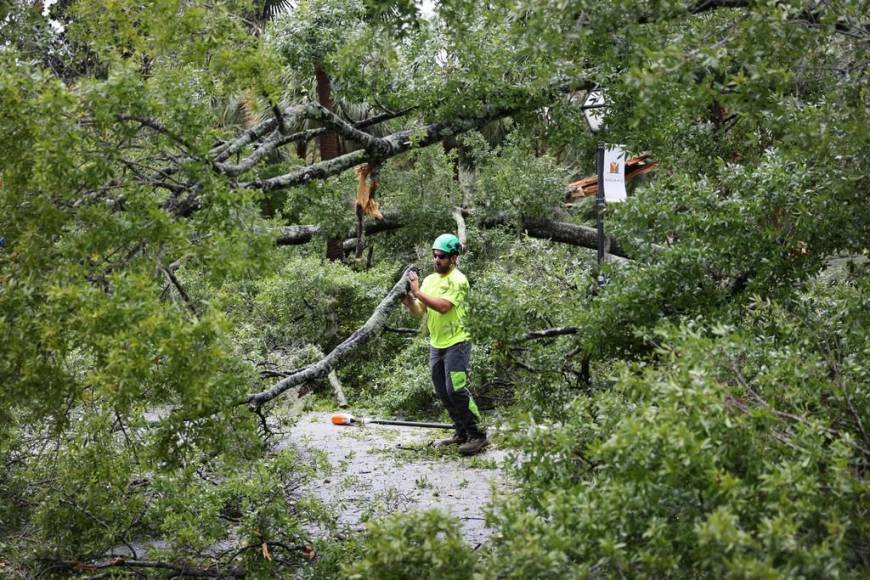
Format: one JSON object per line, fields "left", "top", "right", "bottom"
{"left": 331, "top": 413, "right": 452, "bottom": 429}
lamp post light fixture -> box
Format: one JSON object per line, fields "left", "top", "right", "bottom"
{"left": 582, "top": 89, "right": 608, "bottom": 133}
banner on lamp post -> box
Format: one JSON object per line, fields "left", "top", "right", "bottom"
{"left": 602, "top": 145, "right": 627, "bottom": 203}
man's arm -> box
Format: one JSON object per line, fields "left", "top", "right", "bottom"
{"left": 402, "top": 292, "right": 427, "bottom": 316}
{"left": 411, "top": 289, "right": 453, "bottom": 314}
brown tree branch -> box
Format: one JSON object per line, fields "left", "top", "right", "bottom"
{"left": 240, "top": 97, "right": 570, "bottom": 192}
{"left": 276, "top": 209, "right": 403, "bottom": 246}
{"left": 55, "top": 558, "right": 247, "bottom": 578}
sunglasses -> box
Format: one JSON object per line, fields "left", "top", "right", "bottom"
{"left": 432, "top": 252, "right": 450, "bottom": 260}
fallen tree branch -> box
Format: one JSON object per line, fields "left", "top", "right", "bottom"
{"left": 276, "top": 210, "right": 647, "bottom": 260}
{"left": 517, "top": 327, "right": 579, "bottom": 341}
{"left": 276, "top": 209, "right": 403, "bottom": 246}
{"left": 152, "top": 80, "right": 592, "bottom": 217}
{"left": 304, "top": 103, "right": 391, "bottom": 155}
{"left": 53, "top": 558, "right": 247, "bottom": 578}
{"left": 212, "top": 117, "right": 279, "bottom": 162}
{"left": 241, "top": 82, "right": 593, "bottom": 193}
{"left": 243, "top": 266, "right": 415, "bottom": 408}
{"left": 214, "top": 109, "right": 412, "bottom": 177}
{"left": 519, "top": 217, "right": 626, "bottom": 257}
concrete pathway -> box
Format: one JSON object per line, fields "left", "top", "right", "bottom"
{"left": 281, "top": 412, "right": 508, "bottom": 546}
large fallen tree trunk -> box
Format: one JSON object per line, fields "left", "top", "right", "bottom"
{"left": 519, "top": 217, "right": 627, "bottom": 258}
{"left": 276, "top": 209, "right": 403, "bottom": 246}
{"left": 276, "top": 211, "right": 645, "bottom": 260}
{"left": 243, "top": 266, "right": 414, "bottom": 408}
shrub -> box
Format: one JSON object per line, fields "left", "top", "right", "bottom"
{"left": 343, "top": 510, "right": 476, "bottom": 580}
{"left": 483, "top": 287, "right": 870, "bottom": 578}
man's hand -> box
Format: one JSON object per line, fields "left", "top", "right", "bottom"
{"left": 403, "top": 270, "right": 426, "bottom": 315}
{"left": 407, "top": 270, "right": 420, "bottom": 296}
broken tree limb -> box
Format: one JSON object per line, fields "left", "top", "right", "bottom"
{"left": 566, "top": 154, "right": 658, "bottom": 200}
{"left": 276, "top": 209, "right": 403, "bottom": 247}
{"left": 275, "top": 210, "right": 650, "bottom": 260}
{"left": 452, "top": 207, "right": 468, "bottom": 249}
{"left": 276, "top": 223, "right": 323, "bottom": 246}
{"left": 517, "top": 327, "right": 579, "bottom": 341}
{"left": 274, "top": 180, "right": 661, "bottom": 260}
{"left": 243, "top": 266, "right": 415, "bottom": 408}
{"left": 303, "top": 103, "right": 392, "bottom": 156}
{"left": 519, "top": 217, "right": 626, "bottom": 256}
{"left": 157, "top": 80, "right": 593, "bottom": 218}
{"left": 240, "top": 97, "right": 571, "bottom": 193}
{"left": 216, "top": 107, "right": 413, "bottom": 172}
{"left": 327, "top": 371, "right": 348, "bottom": 408}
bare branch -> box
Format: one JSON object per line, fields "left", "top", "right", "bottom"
{"left": 304, "top": 103, "right": 392, "bottom": 155}
{"left": 518, "top": 327, "right": 579, "bottom": 341}
{"left": 276, "top": 209, "right": 402, "bottom": 246}
{"left": 116, "top": 114, "right": 200, "bottom": 159}
{"left": 161, "top": 267, "right": 197, "bottom": 316}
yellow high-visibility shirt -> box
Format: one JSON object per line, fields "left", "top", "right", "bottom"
{"left": 420, "top": 268, "right": 470, "bottom": 348}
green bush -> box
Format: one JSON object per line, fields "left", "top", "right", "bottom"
{"left": 483, "top": 282, "right": 870, "bottom": 578}
{"left": 343, "top": 510, "right": 476, "bottom": 580}
{"left": 475, "top": 132, "right": 567, "bottom": 225}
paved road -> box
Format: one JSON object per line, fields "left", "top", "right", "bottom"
{"left": 281, "top": 412, "right": 508, "bottom": 546}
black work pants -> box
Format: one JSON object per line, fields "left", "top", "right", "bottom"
{"left": 429, "top": 342, "right": 483, "bottom": 439}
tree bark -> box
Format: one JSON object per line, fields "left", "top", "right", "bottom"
{"left": 275, "top": 208, "right": 651, "bottom": 260}
{"left": 517, "top": 327, "right": 579, "bottom": 341}
{"left": 276, "top": 209, "right": 402, "bottom": 246}
{"left": 328, "top": 371, "right": 349, "bottom": 408}
{"left": 314, "top": 62, "right": 340, "bottom": 161}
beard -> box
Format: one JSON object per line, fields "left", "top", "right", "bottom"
{"left": 434, "top": 259, "right": 453, "bottom": 274}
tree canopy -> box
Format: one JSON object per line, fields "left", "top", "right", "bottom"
{"left": 1, "top": 0, "right": 868, "bottom": 576}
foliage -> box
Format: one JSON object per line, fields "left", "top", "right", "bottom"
{"left": 484, "top": 281, "right": 870, "bottom": 577}
{"left": 473, "top": 131, "right": 568, "bottom": 225}
{"left": 342, "top": 510, "right": 476, "bottom": 580}
{"left": 361, "top": 335, "right": 441, "bottom": 418}
{"left": 267, "top": 0, "right": 366, "bottom": 72}
{"left": 2, "top": 0, "right": 869, "bottom": 576}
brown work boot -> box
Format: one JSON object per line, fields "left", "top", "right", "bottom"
{"left": 434, "top": 433, "right": 467, "bottom": 447}
{"left": 459, "top": 436, "right": 489, "bottom": 456}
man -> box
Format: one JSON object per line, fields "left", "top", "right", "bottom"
{"left": 403, "top": 234, "right": 488, "bottom": 456}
